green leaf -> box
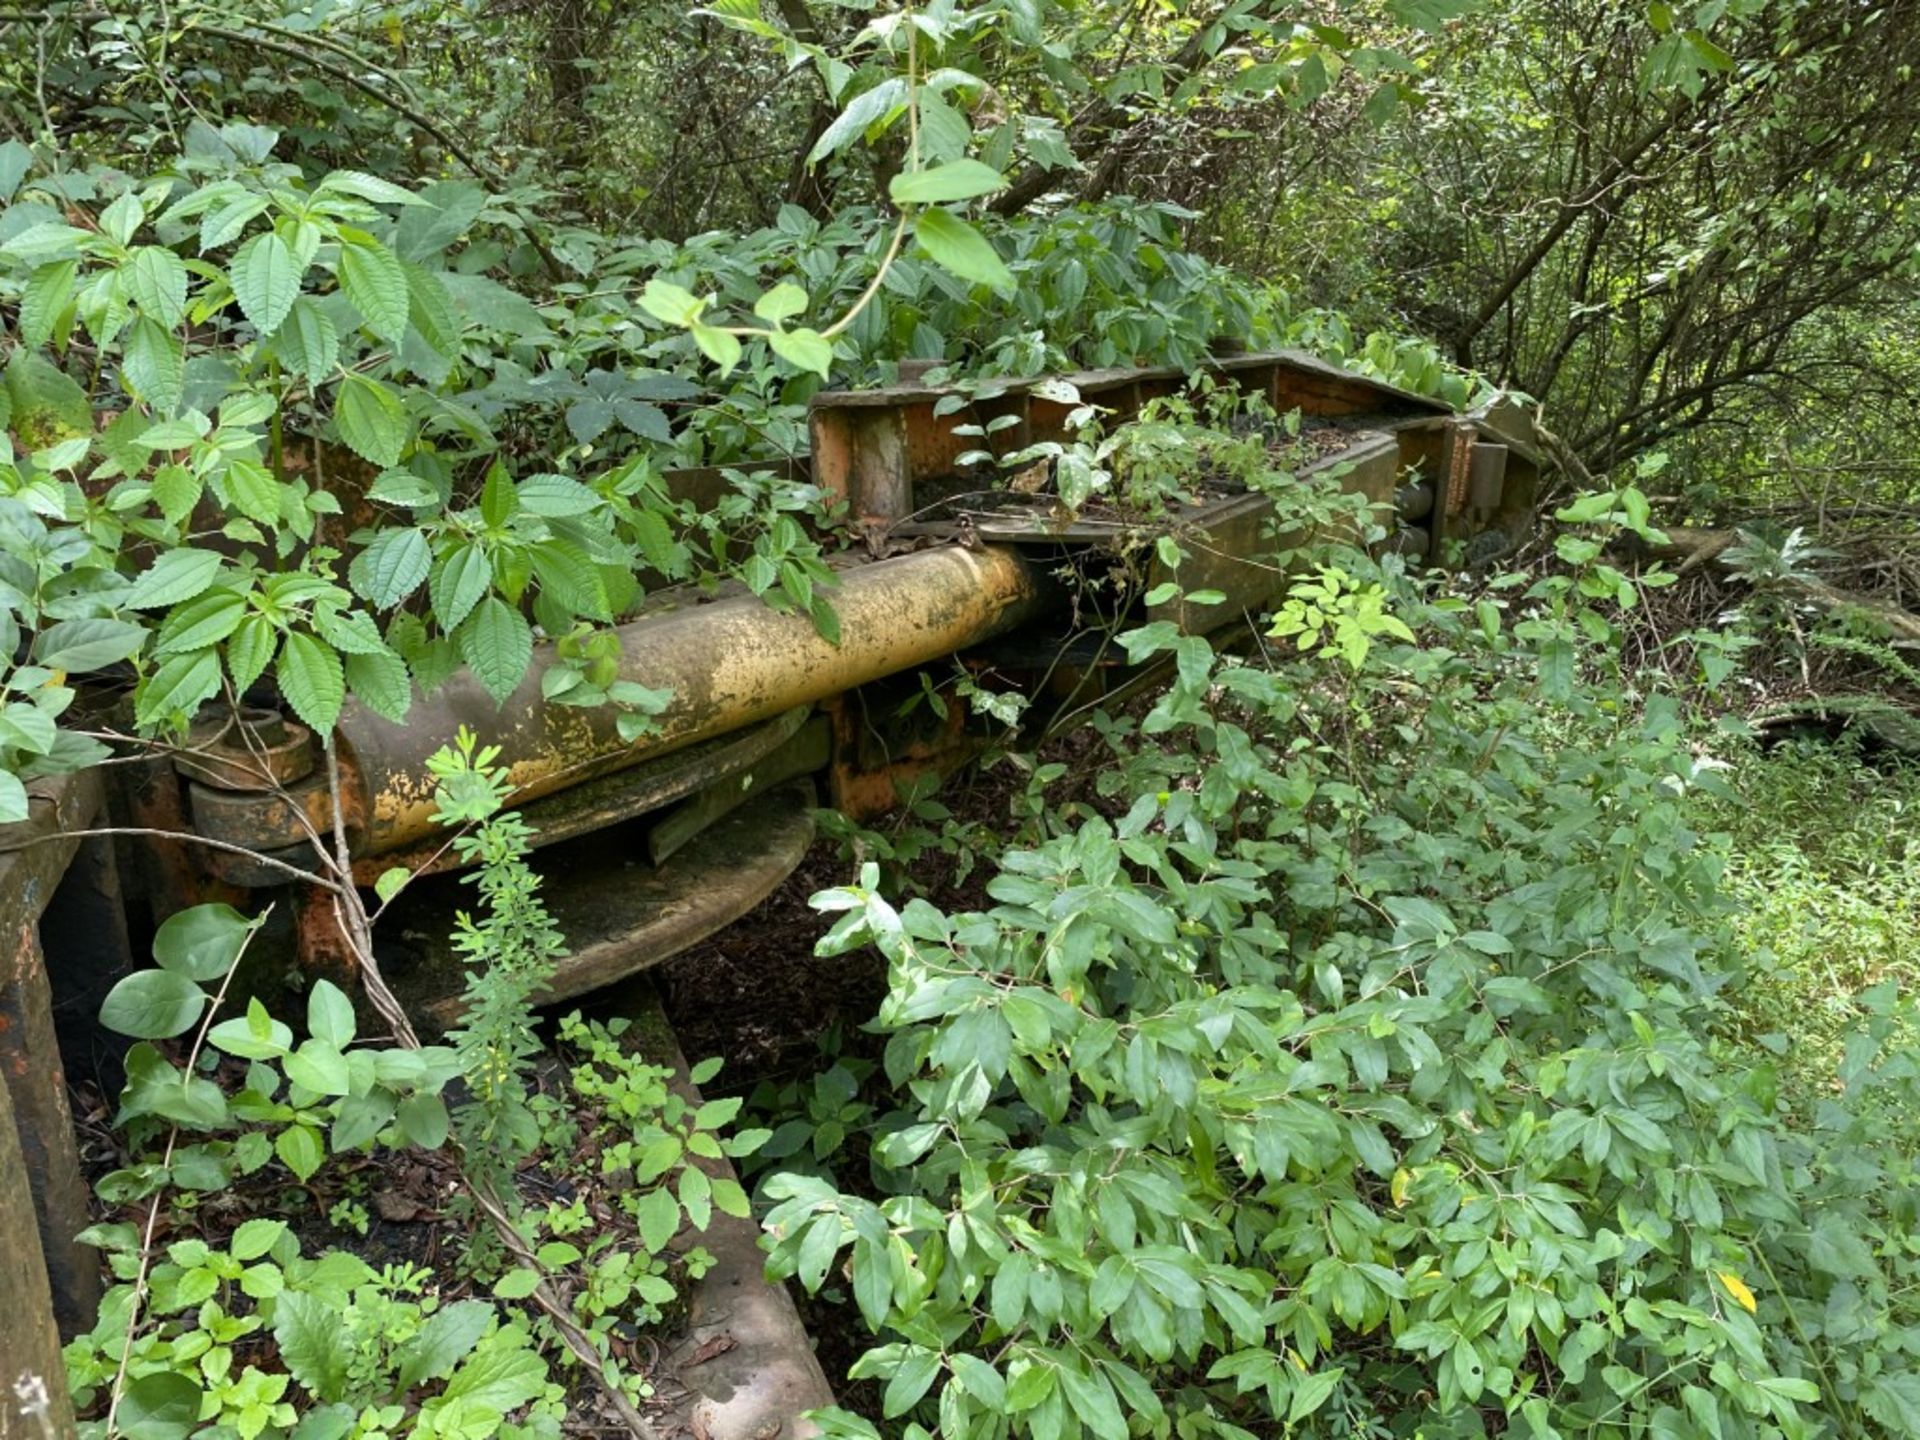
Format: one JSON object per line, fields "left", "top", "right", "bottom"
{"left": 317, "top": 170, "right": 428, "bottom": 207}
{"left": 440, "top": 1333, "right": 549, "bottom": 1412}
{"left": 275, "top": 1123, "right": 326, "bottom": 1182}
{"left": 222, "top": 457, "right": 283, "bottom": 527}
{"left": 374, "top": 866, "right": 410, "bottom": 903}
{"left": 690, "top": 321, "right": 743, "bottom": 375}
{"left": 206, "top": 1009, "right": 292, "bottom": 1060}
{"left": 278, "top": 631, "right": 346, "bottom": 736}
{"left": 35, "top": 617, "right": 147, "bottom": 672}
{"left": 396, "top": 1301, "right": 494, "bottom": 1392}
{"left": 278, "top": 298, "right": 340, "bottom": 387}
{"left": 883, "top": 1348, "right": 941, "bottom": 1419}
{"left": 767, "top": 327, "right": 834, "bottom": 379}
{"left": 126, "top": 246, "right": 189, "bottom": 328}
{"left": 122, "top": 318, "right": 185, "bottom": 414}
{"left": 809, "top": 78, "right": 907, "bottom": 164}
{"left": 516, "top": 474, "right": 600, "bottom": 517}
{"left": 914, "top": 208, "right": 1015, "bottom": 295}
{"left": 339, "top": 238, "right": 410, "bottom": 344}
{"left": 345, "top": 650, "right": 414, "bottom": 723}
{"left": 126, "top": 547, "right": 223, "bottom": 610}
{"left": 155, "top": 587, "right": 247, "bottom": 656}
{"left": 638, "top": 279, "right": 704, "bottom": 325}
{"left": 284, "top": 1040, "right": 351, "bottom": 1096}
{"left": 1289, "top": 1369, "right": 1340, "bottom": 1423}
{"left": 20, "top": 258, "right": 77, "bottom": 348}
{"left": 396, "top": 1091, "right": 449, "bottom": 1149}
{"left": 753, "top": 283, "right": 809, "bottom": 323}
{"left": 493, "top": 1268, "right": 540, "bottom": 1300}
{"left": 100, "top": 969, "right": 207, "bottom": 1039}
{"left": 153, "top": 903, "right": 253, "bottom": 981}
{"left": 274, "top": 1290, "right": 349, "bottom": 1401}
{"left": 456, "top": 597, "right": 533, "bottom": 704}
{"left": 148, "top": 462, "right": 202, "bottom": 525}
{"left": 334, "top": 373, "right": 409, "bottom": 468}
{"left": 135, "top": 649, "right": 223, "bottom": 730}
{"left": 230, "top": 231, "right": 304, "bottom": 337}
{"left": 636, "top": 1186, "right": 681, "bottom": 1252}
{"left": 350, "top": 527, "right": 432, "bottom": 608}
{"left": 118, "top": 1371, "right": 203, "bottom": 1440}
{"left": 1058, "top": 1363, "right": 1127, "bottom": 1440}
{"left": 227, "top": 614, "right": 279, "bottom": 696}
{"left": 890, "top": 159, "right": 1008, "bottom": 204}
{"left": 230, "top": 1217, "right": 287, "bottom": 1261}
{"left": 307, "top": 980, "right": 356, "bottom": 1049}
{"left": 431, "top": 543, "right": 492, "bottom": 631}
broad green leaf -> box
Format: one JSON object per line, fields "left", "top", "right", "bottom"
{"left": 284, "top": 1040, "right": 351, "bottom": 1096}
{"left": 274, "top": 1290, "right": 349, "bottom": 1400}
{"left": 914, "top": 208, "right": 1014, "bottom": 295}
{"left": 344, "top": 650, "right": 413, "bottom": 723}
{"left": 126, "top": 547, "right": 223, "bottom": 610}
{"left": 151, "top": 463, "right": 203, "bottom": 524}
{"left": 278, "top": 298, "right": 339, "bottom": 387}
{"left": 396, "top": 1301, "right": 493, "bottom": 1392}
{"left": 691, "top": 320, "right": 743, "bottom": 374}
{"left": 753, "top": 283, "right": 809, "bottom": 323}
{"left": 334, "top": 373, "right": 409, "bottom": 468}
{"left": 350, "top": 527, "right": 432, "bottom": 608}
{"left": 636, "top": 1185, "right": 680, "bottom": 1252}
{"left": 275, "top": 1123, "right": 326, "bottom": 1183}
{"left": 20, "top": 258, "right": 77, "bottom": 348}
{"left": 638, "top": 279, "right": 703, "bottom": 325}
{"left": 126, "top": 246, "right": 189, "bottom": 328}
{"left": 339, "top": 237, "right": 410, "bottom": 344}
{"left": 99, "top": 969, "right": 206, "bottom": 1039}
{"left": 118, "top": 1371, "right": 202, "bottom": 1440}
{"left": 890, "top": 159, "right": 1008, "bottom": 204}
{"left": 226, "top": 614, "right": 279, "bottom": 696}
{"left": 35, "top": 617, "right": 146, "bottom": 672}
{"left": 0, "top": 771, "right": 30, "bottom": 824}
{"left": 153, "top": 904, "right": 253, "bottom": 981}
{"left": 221, "top": 457, "right": 282, "bottom": 527}
{"left": 230, "top": 231, "right": 303, "bottom": 337}
{"left": 430, "top": 543, "right": 491, "bottom": 631}
{"left": 396, "top": 1091, "right": 450, "bottom": 1149}
{"left": 229, "top": 1217, "right": 287, "bottom": 1261}
{"left": 440, "top": 1335, "right": 548, "bottom": 1413}
{"left": 317, "top": 170, "right": 428, "bottom": 207}
{"left": 808, "top": 78, "right": 907, "bottom": 164}
{"left": 456, "top": 597, "right": 533, "bottom": 704}
{"left": 135, "top": 649, "right": 223, "bottom": 730}
{"left": 278, "top": 631, "right": 346, "bottom": 735}
{"left": 307, "top": 980, "right": 356, "bottom": 1049}
{"left": 767, "top": 327, "right": 834, "bottom": 379}
{"left": 122, "top": 318, "right": 185, "bottom": 414}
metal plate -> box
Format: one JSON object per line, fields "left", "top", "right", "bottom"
{"left": 383, "top": 779, "right": 819, "bottom": 1028}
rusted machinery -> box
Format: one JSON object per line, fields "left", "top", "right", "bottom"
{"left": 0, "top": 351, "right": 1546, "bottom": 1440}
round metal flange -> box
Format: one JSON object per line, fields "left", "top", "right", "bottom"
{"left": 176, "top": 707, "right": 317, "bottom": 792}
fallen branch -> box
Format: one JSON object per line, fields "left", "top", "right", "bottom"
{"left": 1634, "top": 525, "right": 1920, "bottom": 645}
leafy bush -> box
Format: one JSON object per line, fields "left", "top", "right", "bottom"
{"left": 757, "top": 498, "right": 1920, "bottom": 1439}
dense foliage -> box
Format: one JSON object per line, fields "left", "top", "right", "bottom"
{"left": 5, "top": 2, "right": 1920, "bottom": 1439}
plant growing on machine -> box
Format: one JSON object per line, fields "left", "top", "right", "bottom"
{"left": 72, "top": 719, "right": 780, "bottom": 1437}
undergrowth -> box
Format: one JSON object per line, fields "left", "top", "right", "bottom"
{"left": 1710, "top": 738, "right": 1920, "bottom": 1105}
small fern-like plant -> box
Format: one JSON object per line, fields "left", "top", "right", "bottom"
{"left": 427, "top": 727, "right": 564, "bottom": 1187}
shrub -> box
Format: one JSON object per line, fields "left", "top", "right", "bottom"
{"left": 761, "top": 505, "right": 1920, "bottom": 1439}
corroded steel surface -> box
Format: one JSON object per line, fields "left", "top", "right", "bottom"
{"left": 338, "top": 545, "right": 1042, "bottom": 857}
{"left": 388, "top": 779, "right": 821, "bottom": 1027}
{"left": 0, "top": 770, "right": 109, "bottom": 1345}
